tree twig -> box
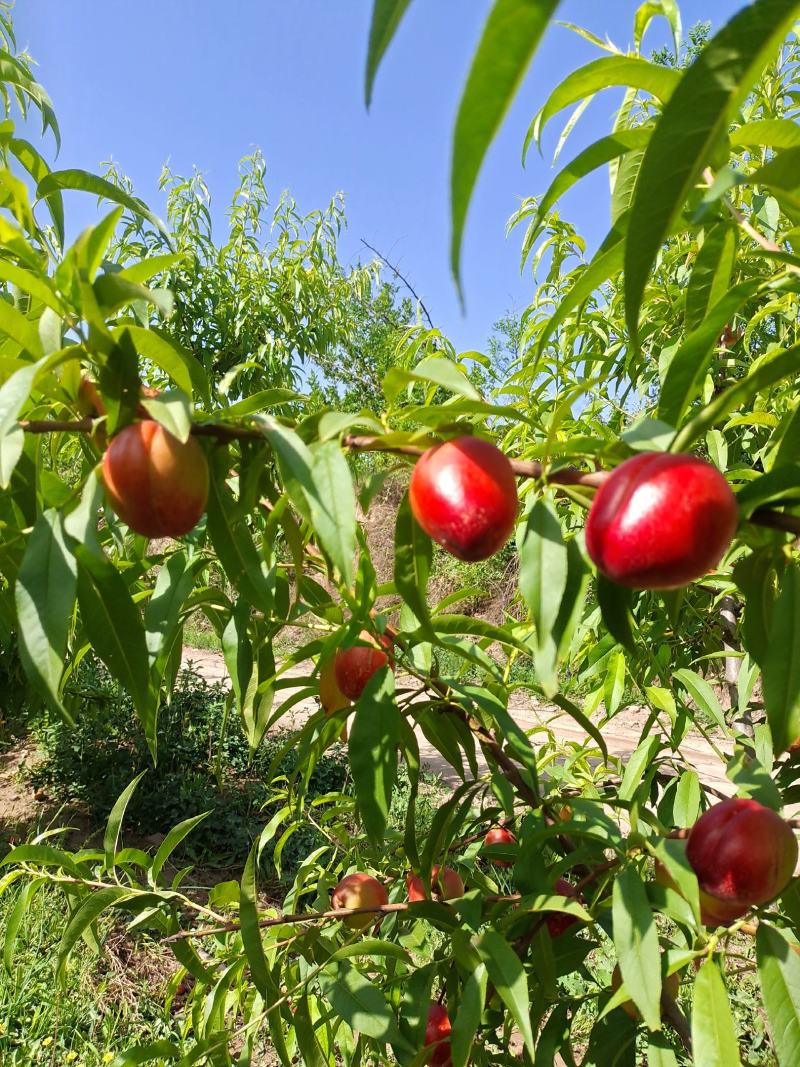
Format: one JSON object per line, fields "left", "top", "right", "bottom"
{"left": 163, "top": 894, "right": 521, "bottom": 943}
{"left": 360, "top": 238, "right": 434, "bottom": 329}
{"left": 18, "top": 420, "right": 800, "bottom": 535}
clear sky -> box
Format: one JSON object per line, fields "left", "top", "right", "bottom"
{"left": 18, "top": 1, "right": 742, "bottom": 354}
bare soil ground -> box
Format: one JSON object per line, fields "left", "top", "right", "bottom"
{"left": 0, "top": 644, "right": 734, "bottom": 853}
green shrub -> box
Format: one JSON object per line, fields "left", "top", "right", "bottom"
{"left": 30, "top": 658, "right": 350, "bottom": 877}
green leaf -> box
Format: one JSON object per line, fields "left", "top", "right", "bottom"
{"left": 4, "top": 877, "right": 45, "bottom": 974}
{"left": 120, "top": 325, "right": 209, "bottom": 404}
{"left": 365, "top": 0, "right": 414, "bottom": 107}
{"left": 8, "top": 136, "right": 64, "bottom": 245}
{"left": 736, "top": 466, "right": 800, "bottom": 518}
{"left": 138, "top": 389, "right": 192, "bottom": 443}
{"left": 318, "top": 961, "right": 404, "bottom": 1044}
{"left": 757, "top": 924, "right": 800, "bottom": 1066}
{"left": 74, "top": 545, "right": 157, "bottom": 754}
{"left": 645, "top": 1033, "right": 679, "bottom": 1067}
{"left": 15, "top": 509, "right": 76, "bottom": 715}
{"left": 0, "top": 256, "right": 62, "bottom": 313}
{"left": 57, "top": 887, "right": 133, "bottom": 982}
{"left": 763, "top": 564, "right": 800, "bottom": 753}
{"left": 451, "top": 0, "right": 560, "bottom": 294}
{"left": 529, "top": 129, "right": 651, "bottom": 238}
{"left": 37, "top": 169, "right": 172, "bottom": 246}
{"left": 93, "top": 272, "right": 174, "bottom": 319}
{"left": 625, "top": 0, "right": 800, "bottom": 346}
{"left": 239, "top": 842, "right": 270, "bottom": 997}
{"left": 619, "top": 735, "right": 661, "bottom": 803}
{"left": 0, "top": 359, "right": 39, "bottom": 487}
{"left": 109, "top": 1042, "right": 182, "bottom": 1066}
{"left": 597, "top": 575, "right": 635, "bottom": 653}
{"left": 612, "top": 867, "right": 661, "bottom": 1030}
{"left": 144, "top": 551, "right": 198, "bottom": 670}
{"left": 731, "top": 118, "right": 800, "bottom": 149}
{"left": 450, "top": 962, "right": 488, "bottom": 1067}
{"left": 0, "top": 843, "right": 83, "bottom": 877}
{"left": 348, "top": 668, "right": 399, "bottom": 844}
{"left": 383, "top": 355, "right": 481, "bottom": 401}
{"left": 518, "top": 497, "right": 569, "bottom": 695}
{"left": 394, "top": 492, "right": 432, "bottom": 628}
{"left": 674, "top": 668, "right": 728, "bottom": 732}
{"left": 206, "top": 460, "right": 275, "bottom": 612}
{"left": 673, "top": 770, "right": 701, "bottom": 828}
{"left": 150, "top": 812, "right": 211, "bottom": 885}
{"left": 103, "top": 772, "right": 147, "bottom": 870}
{"left": 259, "top": 418, "right": 356, "bottom": 584}
{"left": 635, "top": 0, "right": 681, "bottom": 55}
{"left": 691, "top": 959, "right": 743, "bottom": 1067}
{"left": 475, "top": 928, "right": 535, "bottom": 1057}
{"left": 308, "top": 438, "right": 357, "bottom": 585}
{"left": 528, "top": 56, "right": 679, "bottom": 155}
{"left": 672, "top": 344, "right": 800, "bottom": 452}
{"left": 659, "top": 280, "right": 761, "bottom": 426}
{"left": 684, "top": 224, "right": 737, "bottom": 334}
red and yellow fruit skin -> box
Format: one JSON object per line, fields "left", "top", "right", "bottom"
{"left": 102, "top": 422, "right": 209, "bottom": 539}
{"left": 686, "top": 797, "right": 797, "bottom": 908}
{"left": 409, "top": 436, "right": 518, "bottom": 562}
{"left": 545, "top": 877, "right": 581, "bottom": 938}
{"left": 483, "top": 826, "right": 516, "bottom": 868}
{"left": 331, "top": 872, "right": 389, "bottom": 930}
{"left": 407, "top": 865, "right": 464, "bottom": 902}
{"left": 319, "top": 658, "right": 351, "bottom": 716}
{"left": 585, "top": 452, "right": 738, "bottom": 589}
{"left": 611, "top": 965, "right": 680, "bottom": 1019}
{"left": 655, "top": 858, "right": 750, "bottom": 927}
{"left": 334, "top": 631, "right": 392, "bottom": 701}
{"left": 424, "top": 1003, "right": 453, "bottom": 1067}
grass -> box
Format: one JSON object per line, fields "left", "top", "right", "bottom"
{"left": 0, "top": 886, "right": 179, "bottom": 1064}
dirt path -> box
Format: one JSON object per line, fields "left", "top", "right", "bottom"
{"left": 181, "top": 647, "right": 734, "bottom": 796}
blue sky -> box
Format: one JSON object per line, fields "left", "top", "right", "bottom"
{"left": 18, "top": 1, "right": 741, "bottom": 354}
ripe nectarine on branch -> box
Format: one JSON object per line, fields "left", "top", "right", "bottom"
{"left": 409, "top": 435, "right": 518, "bottom": 561}
{"left": 407, "top": 865, "right": 465, "bottom": 902}
{"left": 423, "top": 1003, "right": 452, "bottom": 1067}
{"left": 586, "top": 452, "right": 738, "bottom": 589}
{"left": 482, "top": 826, "right": 516, "bottom": 867}
{"left": 334, "top": 630, "right": 393, "bottom": 701}
{"left": 331, "top": 872, "right": 389, "bottom": 930}
{"left": 102, "top": 421, "right": 209, "bottom": 538}
{"left": 686, "top": 797, "right": 798, "bottom": 908}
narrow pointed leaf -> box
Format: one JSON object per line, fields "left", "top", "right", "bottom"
{"left": 451, "top": 0, "right": 561, "bottom": 294}
{"left": 691, "top": 960, "right": 742, "bottom": 1067}
{"left": 15, "top": 509, "right": 76, "bottom": 714}
{"left": 365, "top": 0, "right": 414, "bottom": 106}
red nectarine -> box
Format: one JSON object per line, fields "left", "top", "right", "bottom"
{"left": 409, "top": 436, "right": 518, "bottom": 562}
{"left": 407, "top": 865, "right": 464, "bottom": 902}
{"left": 686, "top": 797, "right": 797, "bottom": 907}
{"left": 483, "top": 826, "right": 516, "bottom": 867}
{"left": 334, "top": 630, "right": 392, "bottom": 701}
{"left": 585, "top": 452, "right": 737, "bottom": 589}
{"left": 102, "top": 422, "right": 209, "bottom": 538}
{"left": 545, "top": 877, "right": 581, "bottom": 938}
{"left": 424, "top": 1003, "right": 452, "bottom": 1067}
{"left": 331, "top": 872, "right": 389, "bottom": 930}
